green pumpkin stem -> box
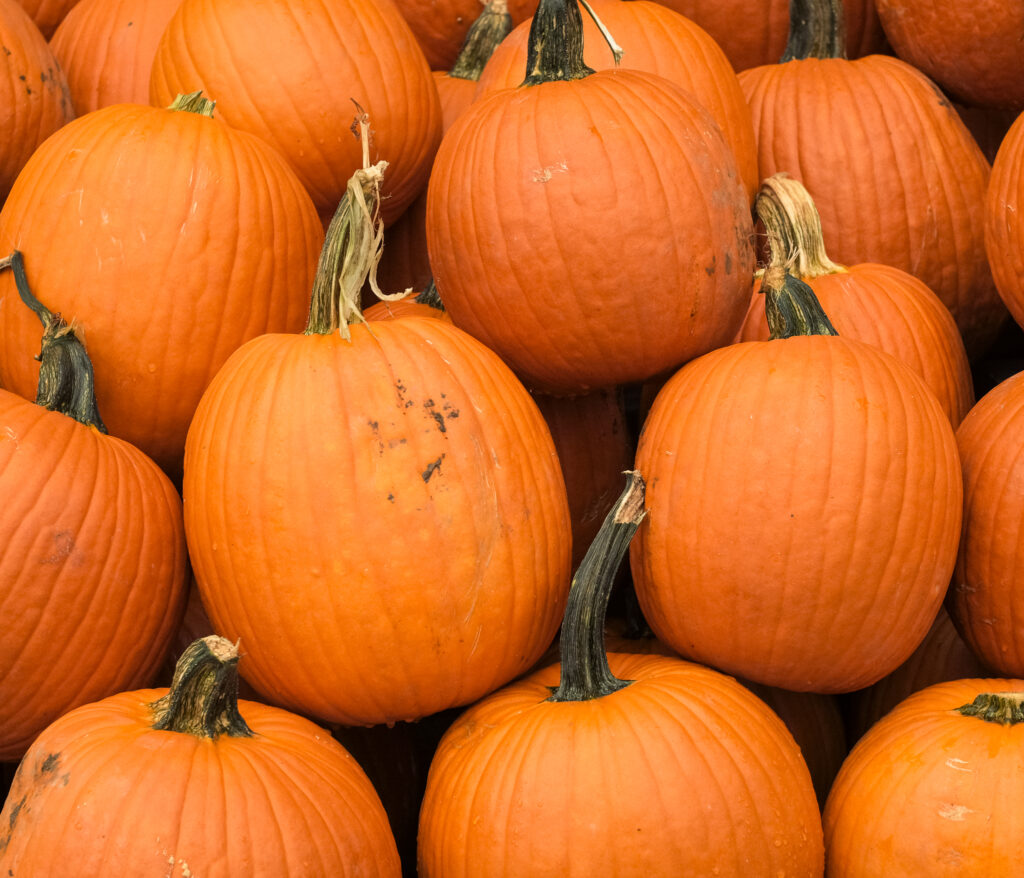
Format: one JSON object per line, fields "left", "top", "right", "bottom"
{"left": 955, "top": 692, "right": 1024, "bottom": 725}
{"left": 762, "top": 265, "right": 839, "bottom": 339}
{"left": 151, "top": 636, "right": 253, "bottom": 739}
{"left": 414, "top": 278, "right": 446, "bottom": 310}
{"left": 450, "top": 0, "right": 513, "bottom": 81}
{"left": 305, "top": 107, "right": 394, "bottom": 339}
{"left": 522, "top": 0, "right": 622, "bottom": 86}
{"left": 549, "top": 471, "right": 646, "bottom": 703}
{"left": 167, "top": 90, "right": 216, "bottom": 117}
{"left": 755, "top": 174, "right": 846, "bottom": 278}
{"left": 781, "top": 0, "right": 846, "bottom": 62}
{"left": 0, "top": 250, "right": 107, "bottom": 432}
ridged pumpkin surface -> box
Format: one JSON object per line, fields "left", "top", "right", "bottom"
{"left": 49, "top": 0, "right": 182, "bottom": 113}
{"left": 947, "top": 370, "right": 1024, "bottom": 676}
{"left": 149, "top": 0, "right": 442, "bottom": 226}
{"left": 428, "top": 69, "right": 754, "bottom": 393}
{"left": 183, "top": 318, "right": 572, "bottom": 726}
{"left": 824, "top": 679, "right": 1024, "bottom": 876}
{"left": 632, "top": 335, "right": 963, "bottom": 693}
{"left": 0, "top": 392, "right": 187, "bottom": 760}
{"left": 740, "top": 56, "right": 1002, "bottom": 354}
{"left": 475, "top": 0, "right": 759, "bottom": 201}
{"left": 14, "top": 0, "right": 79, "bottom": 36}
{"left": 419, "top": 653, "right": 824, "bottom": 877}
{"left": 0, "top": 0, "right": 73, "bottom": 201}
{"left": 0, "top": 687, "right": 401, "bottom": 875}
{"left": 985, "top": 111, "right": 1024, "bottom": 332}
{"left": 0, "top": 101, "right": 322, "bottom": 476}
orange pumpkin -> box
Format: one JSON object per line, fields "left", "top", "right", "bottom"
{"left": 985, "top": 111, "right": 1024, "bottom": 333}
{"left": 149, "top": 0, "right": 442, "bottom": 226}
{"left": 418, "top": 474, "right": 825, "bottom": 876}
{"left": 0, "top": 253, "right": 187, "bottom": 760}
{"left": 428, "top": 0, "right": 754, "bottom": 393}
{"left": 0, "top": 0, "right": 73, "bottom": 203}
{"left": 183, "top": 142, "right": 572, "bottom": 726}
{"left": 825, "top": 680, "right": 1024, "bottom": 875}
{"left": 739, "top": 174, "right": 974, "bottom": 427}
{"left": 14, "top": 0, "right": 79, "bottom": 36}
{"left": 49, "top": 0, "right": 182, "bottom": 113}
{"left": 0, "top": 636, "right": 401, "bottom": 875}
{"left": 632, "top": 265, "right": 963, "bottom": 693}
{"left": 0, "top": 93, "right": 322, "bottom": 478}
{"left": 739, "top": 0, "right": 1003, "bottom": 356}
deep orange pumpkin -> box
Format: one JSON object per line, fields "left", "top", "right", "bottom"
{"left": 418, "top": 474, "right": 824, "bottom": 876}
{"left": 0, "top": 0, "right": 73, "bottom": 202}
{"left": 632, "top": 266, "right": 963, "bottom": 693}
{"left": 825, "top": 680, "right": 1024, "bottom": 875}
{"left": 149, "top": 0, "right": 442, "bottom": 226}
{"left": 985, "top": 111, "right": 1024, "bottom": 334}
{"left": 739, "top": 0, "right": 1003, "bottom": 356}
{"left": 0, "top": 253, "right": 187, "bottom": 761}
{"left": 428, "top": 0, "right": 754, "bottom": 393}
{"left": 0, "top": 94, "right": 322, "bottom": 478}
{"left": 183, "top": 149, "right": 572, "bottom": 726}
{"left": 49, "top": 0, "right": 182, "bottom": 113}
{"left": 13, "top": 0, "right": 78, "bottom": 36}
{"left": 0, "top": 637, "right": 402, "bottom": 875}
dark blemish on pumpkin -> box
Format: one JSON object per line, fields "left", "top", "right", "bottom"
{"left": 387, "top": 438, "right": 406, "bottom": 448}
{"left": 387, "top": 493, "right": 395, "bottom": 502}
{"left": 423, "top": 400, "right": 446, "bottom": 433}
{"left": 724, "top": 252, "right": 732, "bottom": 274}
{"left": 8, "top": 796, "right": 24, "bottom": 831}
{"left": 41, "top": 532, "right": 74, "bottom": 564}
{"left": 422, "top": 454, "right": 445, "bottom": 482}
{"left": 40, "top": 753, "right": 59, "bottom": 774}
{"left": 1, "top": 47, "right": 10, "bottom": 56}
{"left": 24, "top": 88, "right": 31, "bottom": 95}
{"left": 367, "top": 420, "right": 379, "bottom": 432}
{"left": 17, "top": 75, "right": 24, "bottom": 81}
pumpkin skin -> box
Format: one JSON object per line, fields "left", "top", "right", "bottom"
{"left": 631, "top": 335, "right": 963, "bottom": 693}
{"left": 14, "top": 0, "right": 78, "bottom": 37}
{"left": 418, "top": 652, "right": 824, "bottom": 877}
{"left": 985, "top": 112, "right": 1024, "bottom": 334}
{"left": 947, "top": 370, "right": 1024, "bottom": 676}
{"left": 0, "top": 642, "right": 401, "bottom": 876}
{"left": 0, "top": 389, "right": 187, "bottom": 761}
{"left": 475, "top": 0, "right": 759, "bottom": 202}
{"left": 428, "top": 68, "right": 754, "bottom": 393}
{"left": 184, "top": 318, "right": 572, "bottom": 727}
{"left": 149, "top": 0, "right": 442, "bottom": 226}
{"left": 740, "top": 54, "right": 1002, "bottom": 355}
{"left": 824, "top": 679, "right": 1024, "bottom": 876}
{"left": 49, "top": 0, "right": 182, "bottom": 113}
{"left": 876, "top": 0, "right": 1024, "bottom": 111}
{"left": 0, "top": 100, "right": 322, "bottom": 477}
{"left": 0, "top": 0, "right": 73, "bottom": 203}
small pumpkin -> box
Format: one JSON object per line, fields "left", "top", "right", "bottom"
{"left": 0, "top": 636, "right": 402, "bottom": 875}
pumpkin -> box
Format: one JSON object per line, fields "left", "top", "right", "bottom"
{"left": 985, "top": 111, "right": 1024, "bottom": 334}
{"left": 824, "top": 680, "right": 1024, "bottom": 875}
{"left": 0, "top": 92, "right": 322, "bottom": 479}
{"left": 183, "top": 130, "right": 572, "bottom": 726}
{"left": 363, "top": 282, "right": 453, "bottom": 323}
{"left": 631, "top": 263, "right": 963, "bottom": 693}
{"left": 876, "top": 0, "right": 1024, "bottom": 111}
{"left": 651, "top": 0, "right": 885, "bottom": 72}
{"left": 14, "top": 0, "right": 78, "bottom": 36}
{"left": 475, "top": 0, "right": 759, "bottom": 202}
{"left": 739, "top": 0, "right": 1003, "bottom": 356}
{"left": 0, "top": 636, "right": 402, "bottom": 875}
{"left": 149, "top": 0, "right": 442, "bottom": 227}
{"left": 946, "top": 369, "right": 1024, "bottom": 677}
{"left": 427, "top": 0, "right": 755, "bottom": 393}
{"left": 739, "top": 173, "right": 974, "bottom": 427}
{"left": 0, "top": 0, "right": 73, "bottom": 203}
{"left": 49, "top": 0, "right": 182, "bottom": 113}
{"left": 418, "top": 473, "right": 825, "bottom": 876}
{"left": 0, "top": 252, "right": 187, "bottom": 761}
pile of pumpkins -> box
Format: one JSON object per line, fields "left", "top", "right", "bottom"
{"left": 2, "top": 0, "right": 1024, "bottom": 874}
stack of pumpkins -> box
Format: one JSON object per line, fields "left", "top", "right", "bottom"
{"left": 1, "top": 0, "right": 1023, "bottom": 874}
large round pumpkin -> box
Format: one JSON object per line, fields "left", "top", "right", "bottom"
{"left": 0, "top": 636, "right": 402, "bottom": 876}
{"left": 0, "top": 93, "right": 322, "bottom": 478}
{"left": 985, "top": 111, "right": 1024, "bottom": 334}
{"left": 631, "top": 266, "right": 963, "bottom": 693}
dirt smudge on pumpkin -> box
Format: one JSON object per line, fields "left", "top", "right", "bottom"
{"left": 422, "top": 454, "right": 445, "bottom": 482}
{"left": 40, "top": 532, "right": 74, "bottom": 565}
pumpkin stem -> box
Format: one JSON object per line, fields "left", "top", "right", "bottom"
{"left": 450, "top": 0, "right": 513, "bottom": 81}
{"left": 305, "top": 106, "right": 392, "bottom": 339}
{"left": 781, "top": 0, "right": 846, "bottom": 62}
{"left": 151, "top": 636, "right": 254, "bottom": 739}
{"left": 522, "top": 0, "right": 594, "bottom": 85}
{"left": 755, "top": 174, "right": 846, "bottom": 278}
{"left": 167, "top": 90, "right": 216, "bottom": 117}
{"left": 955, "top": 692, "right": 1024, "bottom": 725}
{"left": 414, "top": 278, "right": 446, "bottom": 310}
{"left": 549, "top": 471, "right": 646, "bottom": 703}
{"left": 0, "top": 250, "right": 107, "bottom": 432}
{"left": 762, "top": 264, "right": 839, "bottom": 339}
